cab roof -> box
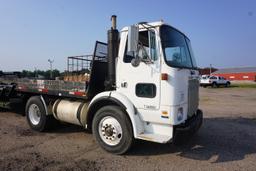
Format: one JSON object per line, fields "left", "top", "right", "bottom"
{"left": 120, "top": 21, "right": 188, "bottom": 38}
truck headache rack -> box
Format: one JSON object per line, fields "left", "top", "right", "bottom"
{"left": 65, "top": 41, "right": 107, "bottom": 82}
{"left": 67, "top": 55, "right": 93, "bottom": 75}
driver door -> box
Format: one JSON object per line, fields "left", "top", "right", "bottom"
{"left": 117, "top": 29, "right": 161, "bottom": 122}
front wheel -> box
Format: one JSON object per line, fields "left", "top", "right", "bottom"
{"left": 92, "top": 105, "right": 133, "bottom": 154}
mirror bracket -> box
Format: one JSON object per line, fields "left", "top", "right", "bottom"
{"left": 131, "top": 57, "right": 141, "bottom": 67}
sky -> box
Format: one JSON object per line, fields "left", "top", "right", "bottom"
{"left": 0, "top": 0, "right": 255, "bottom": 71}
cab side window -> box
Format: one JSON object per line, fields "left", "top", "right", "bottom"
{"left": 136, "top": 83, "right": 156, "bottom": 98}
{"left": 124, "top": 30, "right": 157, "bottom": 63}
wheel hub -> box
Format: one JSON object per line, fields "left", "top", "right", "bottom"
{"left": 28, "top": 104, "right": 41, "bottom": 125}
{"left": 98, "top": 116, "right": 122, "bottom": 146}
{"left": 104, "top": 126, "right": 114, "bottom": 137}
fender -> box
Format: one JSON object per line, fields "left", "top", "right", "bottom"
{"left": 87, "top": 91, "right": 144, "bottom": 138}
{"left": 40, "top": 95, "right": 49, "bottom": 115}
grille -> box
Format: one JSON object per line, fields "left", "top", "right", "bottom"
{"left": 188, "top": 79, "right": 199, "bottom": 117}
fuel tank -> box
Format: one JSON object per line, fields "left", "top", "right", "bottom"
{"left": 52, "top": 99, "right": 88, "bottom": 126}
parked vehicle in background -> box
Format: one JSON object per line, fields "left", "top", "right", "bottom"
{"left": 200, "top": 75, "right": 231, "bottom": 88}
{"left": 200, "top": 75, "right": 210, "bottom": 80}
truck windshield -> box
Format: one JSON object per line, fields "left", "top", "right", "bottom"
{"left": 160, "top": 25, "right": 197, "bottom": 69}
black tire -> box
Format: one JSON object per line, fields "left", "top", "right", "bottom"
{"left": 26, "top": 96, "right": 55, "bottom": 132}
{"left": 212, "top": 82, "right": 218, "bottom": 88}
{"left": 92, "top": 105, "right": 133, "bottom": 154}
{"left": 225, "top": 82, "right": 230, "bottom": 87}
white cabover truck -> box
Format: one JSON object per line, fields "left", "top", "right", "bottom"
{"left": 0, "top": 16, "right": 203, "bottom": 154}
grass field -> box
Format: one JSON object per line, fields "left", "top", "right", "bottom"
{"left": 231, "top": 83, "right": 256, "bottom": 88}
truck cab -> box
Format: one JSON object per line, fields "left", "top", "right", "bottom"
{"left": 89, "top": 19, "right": 202, "bottom": 153}
{"left": 117, "top": 22, "right": 199, "bottom": 124}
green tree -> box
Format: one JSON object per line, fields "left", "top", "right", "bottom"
{"left": 20, "top": 69, "right": 60, "bottom": 79}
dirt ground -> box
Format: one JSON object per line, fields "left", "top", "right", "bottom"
{"left": 0, "top": 87, "right": 256, "bottom": 171}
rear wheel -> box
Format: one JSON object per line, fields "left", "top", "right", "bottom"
{"left": 212, "top": 82, "right": 218, "bottom": 88}
{"left": 92, "top": 105, "right": 133, "bottom": 154}
{"left": 26, "top": 96, "right": 55, "bottom": 132}
{"left": 225, "top": 82, "right": 230, "bottom": 87}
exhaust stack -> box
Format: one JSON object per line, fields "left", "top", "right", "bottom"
{"left": 111, "top": 15, "right": 117, "bottom": 30}
{"left": 105, "top": 15, "right": 119, "bottom": 90}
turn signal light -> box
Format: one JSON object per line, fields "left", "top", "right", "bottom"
{"left": 161, "top": 73, "right": 168, "bottom": 80}
{"left": 162, "top": 111, "right": 168, "bottom": 115}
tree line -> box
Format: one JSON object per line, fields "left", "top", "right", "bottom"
{"left": 0, "top": 70, "right": 61, "bottom": 79}
{"left": 21, "top": 69, "right": 61, "bottom": 79}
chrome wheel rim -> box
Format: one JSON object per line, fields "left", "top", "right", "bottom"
{"left": 98, "top": 116, "right": 122, "bottom": 146}
{"left": 28, "top": 104, "right": 41, "bottom": 125}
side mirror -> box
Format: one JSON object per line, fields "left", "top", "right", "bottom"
{"left": 127, "top": 25, "right": 139, "bottom": 56}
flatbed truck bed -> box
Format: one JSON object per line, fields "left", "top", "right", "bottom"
{"left": 0, "top": 78, "right": 87, "bottom": 99}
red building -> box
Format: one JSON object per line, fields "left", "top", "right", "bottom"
{"left": 198, "top": 67, "right": 218, "bottom": 75}
{"left": 212, "top": 67, "right": 256, "bottom": 81}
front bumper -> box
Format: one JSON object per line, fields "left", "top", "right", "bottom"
{"left": 172, "top": 109, "right": 203, "bottom": 144}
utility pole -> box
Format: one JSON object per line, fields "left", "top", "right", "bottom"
{"left": 210, "top": 64, "right": 212, "bottom": 75}
{"left": 48, "top": 59, "right": 54, "bottom": 79}
{"left": 34, "top": 67, "right": 37, "bottom": 78}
